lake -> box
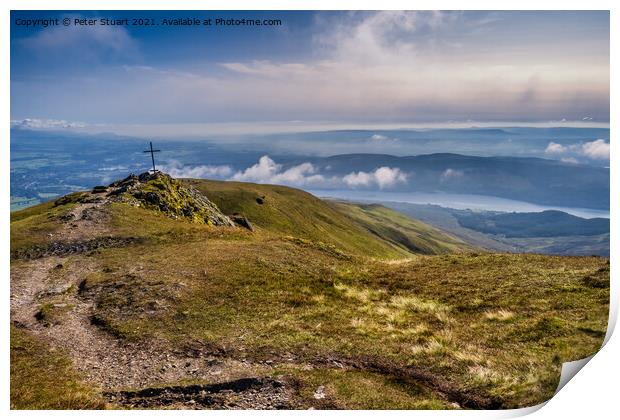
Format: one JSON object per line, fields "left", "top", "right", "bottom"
{"left": 308, "top": 189, "right": 610, "bottom": 219}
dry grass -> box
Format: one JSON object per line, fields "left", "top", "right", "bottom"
{"left": 78, "top": 229, "right": 607, "bottom": 407}
{"left": 10, "top": 326, "right": 105, "bottom": 409}
{"left": 485, "top": 310, "right": 516, "bottom": 322}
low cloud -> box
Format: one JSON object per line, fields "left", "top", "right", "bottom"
{"left": 231, "top": 156, "right": 326, "bottom": 187}
{"left": 229, "top": 156, "right": 408, "bottom": 190}
{"left": 544, "top": 139, "right": 610, "bottom": 161}
{"left": 370, "top": 134, "right": 397, "bottom": 142}
{"left": 544, "top": 142, "right": 567, "bottom": 155}
{"left": 581, "top": 139, "right": 610, "bottom": 160}
{"left": 342, "top": 171, "right": 373, "bottom": 187}
{"left": 161, "top": 160, "right": 233, "bottom": 179}
{"left": 99, "top": 165, "right": 129, "bottom": 171}
{"left": 11, "top": 118, "right": 85, "bottom": 129}
{"left": 440, "top": 168, "right": 464, "bottom": 181}
{"left": 343, "top": 167, "right": 408, "bottom": 189}
{"left": 162, "top": 156, "right": 409, "bottom": 190}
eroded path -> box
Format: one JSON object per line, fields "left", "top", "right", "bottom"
{"left": 11, "top": 199, "right": 273, "bottom": 391}
{"left": 11, "top": 197, "right": 491, "bottom": 409}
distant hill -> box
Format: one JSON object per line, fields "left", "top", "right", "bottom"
{"left": 382, "top": 202, "right": 610, "bottom": 257}
{"left": 455, "top": 210, "right": 609, "bottom": 238}
{"left": 301, "top": 153, "right": 609, "bottom": 210}
{"left": 11, "top": 127, "right": 610, "bottom": 212}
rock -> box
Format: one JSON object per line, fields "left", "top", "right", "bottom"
{"left": 37, "top": 283, "right": 73, "bottom": 299}
{"left": 92, "top": 185, "right": 108, "bottom": 194}
{"left": 60, "top": 213, "right": 75, "bottom": 222}
{"left": 231, "top": 214, "right": 253, "bottom": 231}
{"left": 143, "top": 192, "right": 161, "bottom": 205}
{"left": 54, "top": 192, "right": 89, "bottom": 206}
{"left": 256, "top": 196, "right": 265, "bottom": 205}
{"left": 313, "top": 385, "right": 325, "bottom": 400}
{"left": 182, "top": 205, "right": 194, "bottom": 217}
{"left": 107, "top": 171, "right": 235, "bottom": 227}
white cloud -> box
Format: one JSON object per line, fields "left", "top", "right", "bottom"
{"left": 544, "top": 139, "right": 609, "bottom": 160}
{"left": 228, "top": 156, "right": 407, "bottom": 190}
{"left": 231, "top": 156, "right": 326, "bottom": 187}
{"left": 99, "top": 165, "right": 129, "bottom": 171}
{"left": 545, "top": 142, "right": 567, "bottom": 155}
{"left": 370, "top": 134, "right": 397, "bottom": 142}
{"left": 20, "top": 15, "right": 139, "bottom": 59}
{"left": 202, "top": 11, "right": 607, "bottom": 123}
{"left": 343, "top": 167, "right": 408, "bottom": 189}
{"left": 343, "top": 171, "right": 373, "bottom": 187}
{"left": 231, "top": 156, "right": 279, "bottom": 182}
{"left": 11, "top": 118, "right": 85, "bottom": 129}
{"left": 13, "top": 11, "right": 609, "bottom": 124}
{"left": 374, "top": 167, "right": 408, "bottom": 188}
{"left": 581, "top": 139, "right": 610, "bottom": 160}
{"left": 440, "top": 168, "right": 464, "bottom": 181}
{"left": 161, "top": 160, "right": 233, "bottom": 179}
{"left": 561, "top": 157, "right": 579, "bottom": 164}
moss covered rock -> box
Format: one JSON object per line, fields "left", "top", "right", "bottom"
{"left": 109, "top": 171, "right": 234, "bottom": 226}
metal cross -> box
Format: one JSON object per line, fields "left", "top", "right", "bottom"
{"left": 143, "top": 141, "right": 161, "bottom": 173}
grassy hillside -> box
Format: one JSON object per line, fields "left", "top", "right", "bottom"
{"left": 10, "top": 174, "right": 609, "bottom": 410}
{"left": 329, "top": 201, "right": 474, "bottom": 255}
{"left": 183, "top": 179, "right": 471, "bottom": 258}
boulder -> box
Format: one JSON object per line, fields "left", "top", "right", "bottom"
{"left": 231, "top": 214, "right": 253, "bottom": 231}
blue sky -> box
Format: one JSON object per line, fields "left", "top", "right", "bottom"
{"left": 10, "top": 10, "right": 610, "bottom": 135}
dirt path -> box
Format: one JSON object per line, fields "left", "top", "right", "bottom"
{"left": 11, "top": 199, "right": 289, "bottom": 406}
{"left": 11, "top": 198, "right": 496, "bottom": 409}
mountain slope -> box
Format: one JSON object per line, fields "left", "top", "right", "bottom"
{"left": 182, "top": 178, "right": 472, "bottom": 257}
{"left": 328, "top": 201, "right": 474, "bottom": 255}
{"left": 10, "top": 173, "right": 609, "bottom": 410}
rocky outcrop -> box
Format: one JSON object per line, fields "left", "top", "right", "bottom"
{"left": 108, "top": 171, "right": 235, "bottom": 226}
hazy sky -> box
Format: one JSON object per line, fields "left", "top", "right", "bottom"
{"left": 11, "top": 10, "right": 610, "bottom": 133}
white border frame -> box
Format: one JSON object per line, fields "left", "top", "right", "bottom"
{"left": 2, "top": 2, "right": 617, "bottom": 419}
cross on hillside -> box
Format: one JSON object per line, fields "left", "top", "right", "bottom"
{"left": 143, "top": 141, "right": 161, "bottom": 173}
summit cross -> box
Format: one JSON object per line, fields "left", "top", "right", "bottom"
{"left": 143, "top": 141, "right": 161, "bottom": 173}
